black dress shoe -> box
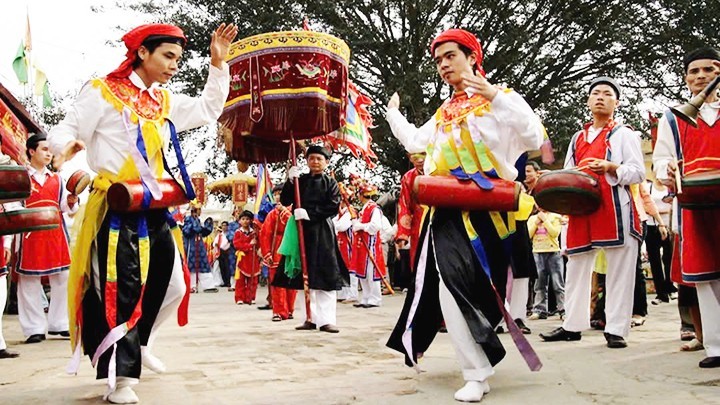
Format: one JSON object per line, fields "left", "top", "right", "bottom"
{"left": 365, "top": 304, "right": 380, "bottom": 308}
{"left": 0, "top": 349, "right": 19, "bottom": 359}
{"left": 48, "top": 330, "right": 70, "bottom": 338}
{"left": 353, "top": 303, "right": 368, "bottom": 308}
{"left": 604, "top": 333, "right": 627, "bottom": 348}
{"left": 295, "top": 321, "right": 317, "bottom": 330}
{"left": 25, "top": 334, "right": 46, "bottom": 344}
{"left": 699, "top": 356, "right": 720, "bottom": 368}
{"left": 319, "top": 324, "right": 340, "bottom": 333}
{"left": 257, "top": 305, "right": 272, "bottom": 310}
{"left": 539, "top": 327, "right": 581, "bottom": 342}
{"left": 515, "top": 318, "right": 531, "bottom": 334}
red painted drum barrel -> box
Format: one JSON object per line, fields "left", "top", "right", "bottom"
{"left": 0, "top": 165, "right": 31, "bottom": 203}
{"left": 534, "top": 170, "right": 601, "bottom": 215}
{"left": 66, "top": 170, "right": 91, "bottom": 195}
{"left": 0, "top": 207, "right": 61, "bottom": 236}
{"left": 677, "top": 170, "right": 720, "bottom": 209}
{"left": 107, "top": 179, "right": 189, "bottom": 212}
{"left": 413, "top": 175, "right": 520, "bottom": 212}
{"left": 219, "top": 31, "right": 350, "bottom": 144}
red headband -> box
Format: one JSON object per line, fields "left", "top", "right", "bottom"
{"left": 430, "top": 29, "right": 485, "bottom": 77}
{"left": 107, "top": 23, "right": 186, "bottom": 79}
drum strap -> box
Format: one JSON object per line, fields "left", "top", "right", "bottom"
{"left": 460, "top": 211, "right": 542, "bottom": 372}
{"left": 162, "top": 121, "right": 197, "bottom": 201}
{"left": 664, "top": 109, "right": 683, "bottom": 161}
{"left": 571, "top": 125, "right": 625, "bottom": 165}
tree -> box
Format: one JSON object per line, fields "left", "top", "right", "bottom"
{"left": 118, "top": 0, "right": 720, "bottom": 191}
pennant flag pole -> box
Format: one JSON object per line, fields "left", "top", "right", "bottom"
{"left": 253, "top": 163, "right": 275, "bottom": 220}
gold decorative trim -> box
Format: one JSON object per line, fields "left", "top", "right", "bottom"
{"left": 227, "top": 31, "right": 350, "bottom": 64}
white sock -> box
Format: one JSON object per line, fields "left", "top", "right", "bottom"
{"left": 107, "top": 377, "right": 139, "bottom": 404}
{"left": 454, "top": 380, "right": 490, "bottom": 402}
{"left": 141, "top": 346, "right": 166, "bottom": 373}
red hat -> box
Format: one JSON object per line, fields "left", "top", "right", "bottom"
{"left": 359, "top": 183, "right": 378, "bottom": 197}
{"left": 430, "top": 29, "right": 484, "bottom": 77}
{"left": 107, "top": 23, "right": 187, "bottom": 79}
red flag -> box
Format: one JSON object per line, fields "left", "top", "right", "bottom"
{"left": 648, "top": 112, "right": 659, "bottom": 148}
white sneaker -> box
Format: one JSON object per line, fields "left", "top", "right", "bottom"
{"left": 142, "top": 347, "right": 166, "bottom": 374}
{"left": 107, "top": 387, "right": 139, "bottom": 404}
{"left": 454, "top": 381, "right": 490, "bottom": 402}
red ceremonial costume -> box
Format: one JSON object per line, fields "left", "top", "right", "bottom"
{"left": 260, "top": 205, "right": 297, "bottom": 319}
{"left": 353, "top": 201, "right": 386, "bottom": 280}
{"left": 17, "top": 172, "right": 71, "bottom": 275}
{"left": 233, "top": 226, "right": 260, "bottom": 304}
{"left": 566, "top": 122, "right": 642, "bottom": 254}
{"left": 336, "top": 210, "right": 354, "bottom": 272}
{"left": 396, "top": 168, "right": 424, "bottom": 268}
{"left": 673, "top": 115, "right": 720, "bottom": 282}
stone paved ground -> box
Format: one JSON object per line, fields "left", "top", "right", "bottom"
{"left": 1, "top": 287, "right": 718, "bottom": 404}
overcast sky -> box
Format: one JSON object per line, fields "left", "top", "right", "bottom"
{"left": 0, "top": 0, "right": 143, "bottom": 97}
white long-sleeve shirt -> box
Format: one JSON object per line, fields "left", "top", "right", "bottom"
{"left": 333, "top": 211, "right": 352, "bottom": 233}
{"left": 380, "top": 215, "right": 396, "bottom": 244}
{"left": 355, "top": 201, "right": 382, "bottom": 235}
{"left": 213, "top": 231, "right": 230, "bottom": 251}
{"left": 47, "top": 65, "right": 230, "bottom": 176}
{"left": 653, "top": 101, "right": 720, "bottom": 182}
{"left": 386, "top": 88, "right": 545, "bottom": 181}
{"left": 563, "top": 124, "right": 645, "bottom": 206}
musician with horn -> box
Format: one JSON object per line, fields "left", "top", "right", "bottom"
{"left": 47, "top": 22, "right": 238, "bottom": 403}
{"left": 540, "top": 77, "right": 645, "bottom": 349}
{"left": 652, "top": 47, "right": 720, "bottom": 369}
{"left": 385, "top": 28, "right": 545, "bottom": 402}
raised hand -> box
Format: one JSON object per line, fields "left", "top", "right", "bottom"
{"left": 461, "top": 73, "right": 499, "bottom": 101}
{"left": 52, "top": 139, "right": 85, "bottom": 171}
{"left": 210, "top": 23, "right": 239, "bottom": 68}
{"left": 387, "top": 92, "right": 400, "bottom": 110}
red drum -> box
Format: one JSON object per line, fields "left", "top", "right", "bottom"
{"left": 677, "top": 170, "right": 720, "bottom": 209}
{"left": 107, "top": 179, "right": 189, "bottom": 212}
{"left": 0, "top": 165, "right": 31, "bottom": 203}
{"left": 0, "top": 207, "right": 61, "bottom": 236}
{"left": 413, "top": 176, "right": 520, "bottom": 212}
{"left": 533, "top": 170, "right": 600, "bottom": 216}
{"left": 219, "top": 31, "right": 350, "bottom": 143}
{"left": 66, "top": 170, "right": 91, "bottom": 195}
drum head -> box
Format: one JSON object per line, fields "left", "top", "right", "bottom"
{"left": 535, "top": 188, "right": 600, "bottom": 215}
{"left": 534, "top": 170, "right": 601, "bottom": 216}
{"left": 535, "top": 189, "right": 601, "bottom": 216}
{"left": 72, "top": 173, "right": 91, "bottom": 195}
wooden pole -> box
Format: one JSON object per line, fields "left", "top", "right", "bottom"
{"left": 289, "top": 138, "right": 312, "bottom": 322}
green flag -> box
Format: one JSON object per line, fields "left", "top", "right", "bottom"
{"left": 12, "top": 41, "right": 28, "bottom": 84}
{"left": 41, "top": 81, "right": 52, "bottom": 108}
{"left": 278, "top": 215, "right": 301, "bottom": 278}
{"left": 34, "top": 67, "right": 52, "bottom": 108}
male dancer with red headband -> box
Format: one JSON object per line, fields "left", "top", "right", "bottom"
{"left": 386, "top": 29, "right": 544, "bottom": 402}
{"left": 48, "top": 23, "right": 237, "bottom": 403}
